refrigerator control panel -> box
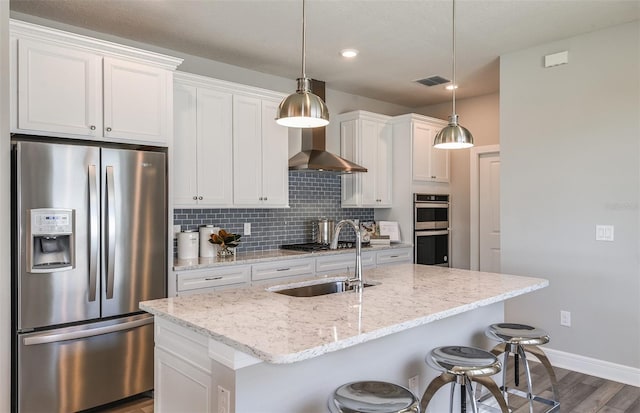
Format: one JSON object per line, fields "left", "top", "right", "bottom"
{"left": 27, "top": 208, "right": 75, "bottom": 273}
{"left": 31, "top": 209, "right": 73, "bottom": 235}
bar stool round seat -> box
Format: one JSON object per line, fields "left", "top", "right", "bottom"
{"left": 329, "top": 381, "right": 420, "bottom": 413}
{"left": 429, "top": 346, "right": 502, "bottom": 377}
{"left": 420, "top": 346, "right": 508, "bottom": 413}
{"left": 486, "top": 323, "right": 560, "bottom": 413}
{"left": 486, "top": 323, "right": 550, "bottom": 346}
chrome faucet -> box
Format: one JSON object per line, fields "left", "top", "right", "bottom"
{"left": 330, "top": 220, "right": 363, "bottom": 286}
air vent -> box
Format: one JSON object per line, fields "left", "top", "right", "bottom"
{"left": 415, "top": 75, "right": 450, "bottom": 87}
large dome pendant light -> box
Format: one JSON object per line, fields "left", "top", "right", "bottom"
{"left": 433, "top": 0, "right": 474, "bottom": 149}
{"left": 276, "top": 0, "right": 329, "bottom": 128}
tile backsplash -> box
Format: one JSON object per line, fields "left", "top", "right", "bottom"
{"left": 173, "top": 171, "right": 374, "bottom": 254}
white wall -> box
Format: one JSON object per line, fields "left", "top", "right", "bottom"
{"left": 415, "top": 93, "right": 500, "bottom": 269}
{"left": 501, "top": 21, "right": 639, "bottom": 368}
{"left": 1, "top": 2, "right": 11, "bottom": 412}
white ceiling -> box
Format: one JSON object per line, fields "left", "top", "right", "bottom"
{"left": 10, "top": 0, "right": 640, "bottom": 107}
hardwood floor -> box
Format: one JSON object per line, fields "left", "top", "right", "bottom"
{"left": 89, "top": 395, "right": 153, "bottom": 413}
{"left": 92, "top": 362, "right": 639, "bottom": 413}
{"left": 484, "top": 359, "right": 640, "bottom": 413}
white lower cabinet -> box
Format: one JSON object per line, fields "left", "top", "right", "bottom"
{"left": 155, "top": 319, "right": 214, "bottom": 412}
{"left": 174, "top": 248, "right": 413, "bottom": 295}
{"left": 315, "top": 251, "right": 376, "bottom": 275}
{"left": 176, "top": 265, "right": 251, "bottom": 296}
{"left": 376, "top": 247, "right": 413, "bottom": 265}
{"left": 251, "top": 258, "right": 315, "bottom": 283}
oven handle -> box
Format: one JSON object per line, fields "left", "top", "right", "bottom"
{"left": 414, "top": 203, "right": 449, "bottom": 208}
{"left": 415, "top": 230, "right": 449, "bottom": 236}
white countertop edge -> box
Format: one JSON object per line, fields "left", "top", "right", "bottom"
{"left": 142, "top": 278, "right": 548, "bottom": 365}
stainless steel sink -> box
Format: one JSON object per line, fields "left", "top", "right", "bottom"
{"left": 269, "top": 279, "right": 379, "bottom": 297}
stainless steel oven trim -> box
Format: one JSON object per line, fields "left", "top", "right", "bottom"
{"left": 415, "top": 222, "right": 449, "bottom": 231}
{"left": 414, "top": 202, "right": 449, "bottom": 207}
{"left": 414, "top": 230, "right": 450, "bottom": 237}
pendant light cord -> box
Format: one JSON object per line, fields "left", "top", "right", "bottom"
{"left": 452, "top": 0, "right": 456, "bottom": 117}
{"left": 301, "top": 0, "right": 307, "bottom": 79}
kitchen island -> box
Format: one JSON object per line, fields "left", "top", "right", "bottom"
{"left": 140, "top": 264, "right": 548, "bottom": 412}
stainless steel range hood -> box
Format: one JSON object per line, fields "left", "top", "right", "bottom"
{"left": 288, "top": 80, "right": 367, "bottom": 173}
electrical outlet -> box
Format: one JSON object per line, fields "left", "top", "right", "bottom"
{"left": 218, "top": 386, "right": 230, "bottom": 413}
{"left": 596, "top": 225, "right": 614, "bottom": 241}
{"left": 560, "top": 310, "right": 571, "bottom": 327}
{"left": 173, "top": 225, "right": 181, "bottom": 239}
{"left": 244, "top": 222, "right": 251, "bottom": 236}
{"left": 408, "top": 375, "right": 419, "bottom": 397}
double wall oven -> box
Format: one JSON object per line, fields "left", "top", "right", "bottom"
{"left": 414, "top": 194, "right": 450, "bottom": 267}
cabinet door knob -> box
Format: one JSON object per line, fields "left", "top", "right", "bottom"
{"left": 90, "top": 125, "right": 96, "bottom": 130}
{"left": 431, "top": 175, "right": 436, "bottom": 179}
{"left": 264, "top": 197, "right": 268, "bottom": 201}
{"left": 193, "top": 196, "right": 198, "bottom": 200}
{"left": 258, "top": 197, "right": 263, "bottom": 201}
{"left": 106, "top": 127, "right": 112, "bottom": 132}
{"left": 198, "top": 196, "right": 203, "bottom": 200}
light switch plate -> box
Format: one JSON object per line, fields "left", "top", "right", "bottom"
{"left": 244, "top": 222, "right": 251, "bottom": 236}
{"left": 595, "top": 225, "right": 614, "bottom": 241}
{"left": 173, "top": 225, "right": 181, "bottom": 239}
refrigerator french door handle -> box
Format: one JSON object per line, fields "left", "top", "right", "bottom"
{"left": 88, "top": 164, "right": 99, "bottom": 302}
{"left": 22, "top": 316, "right": 153, "bottom": 346}
{"left": 106, "top": 166, "right": 116, "bottom": 299}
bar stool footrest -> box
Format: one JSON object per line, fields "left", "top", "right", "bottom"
{"left": 478, "top": 386, "right": 560, "bottom": 413}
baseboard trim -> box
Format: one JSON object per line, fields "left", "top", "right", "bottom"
{"left": 538, "top": 347, "right": 640, "bottom": 387}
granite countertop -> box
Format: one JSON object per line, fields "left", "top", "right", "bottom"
{"left": 141, "top": 263, "right": 548, "bottom": 364}
{"left": 173, "top": 243, "right": 413, "bottom": 271}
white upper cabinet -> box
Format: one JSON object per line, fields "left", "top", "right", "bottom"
{"left": 103, "top": 58, "right": 170, "bottom": 143}
{"left": 393, "top": 114, "right": 450, "bottom": 183}
{"left": 173, "top": 72, "right": 288, "bottom": 209}
{"left": 10, "top": 20, "right": 182, "bottom": 145}
{"left": 16, "top": 38, "right": 103, "bottom": 137}
{"left": 173, "top": 77, "right": 233, "bottom": 207}
{"left": 338, "top": 111, "right": 393, "bottom": 208}
{"left": 233, "top": 95, "right": 288, "bottom": 207}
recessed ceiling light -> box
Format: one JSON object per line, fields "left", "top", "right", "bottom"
{"left": 340, "top": 49, "right": 358, "bottom": 58}
{"left": 445, "top": 84, "right": 458, "bottom": 90}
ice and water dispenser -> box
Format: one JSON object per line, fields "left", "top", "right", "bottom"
{"left": 27, "top": 208, "right": 75, "bottom": 273}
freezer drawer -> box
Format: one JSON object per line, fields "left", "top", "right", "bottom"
{"left": 17, "top": 314, "right": 154, "bottom": 413}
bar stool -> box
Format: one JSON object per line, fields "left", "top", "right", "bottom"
{"left": 420, "top": 346, "right": 508, "bottom": 413}
{"left": 329, "top": 380, "right": 420, "bottom": 413}
{"left": 485, "top": 323, "right": 560, "bottom": 413}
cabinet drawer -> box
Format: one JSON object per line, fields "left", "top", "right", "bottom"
{"left": 376, "top": 248, "right": 412, "bottom": 265}
{"left": 177, "top": 265, "right": 250, "bottom": 292}
{"left": 315, "top": 251, "right": 375, "bottom": 275}
{"left": 251, "top": 258, "right": 314, "bottom": 281}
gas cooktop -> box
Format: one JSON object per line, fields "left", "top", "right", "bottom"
{"left": 280, "top": 241, "right": 366, "bottom": 252}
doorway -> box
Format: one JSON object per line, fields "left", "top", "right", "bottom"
{"left": 470, "top": 145, "right": 500, "bottom": 272}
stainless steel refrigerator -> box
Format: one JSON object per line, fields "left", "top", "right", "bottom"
{"left": 11, "top": 137, "right": 167, "bottom": 413}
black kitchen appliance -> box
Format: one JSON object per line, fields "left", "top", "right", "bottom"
{"left": 414, "top": 194, "right": 450, "bottom": 266}
{"left": 281, "top": 241, "right": 365, "bottom": 252}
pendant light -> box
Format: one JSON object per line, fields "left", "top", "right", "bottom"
{"left": 433, "top": 0, "right": 474, "bottom": 149}
{"left": 276, "top": 0, "right": 329, "bottom": 128}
